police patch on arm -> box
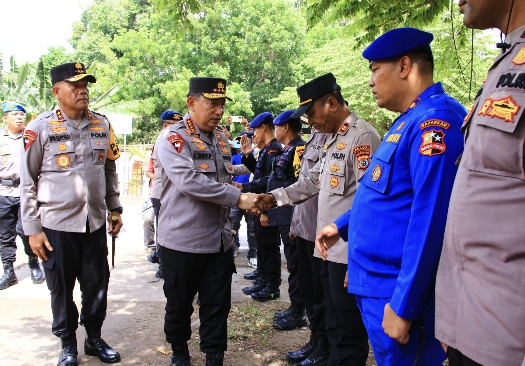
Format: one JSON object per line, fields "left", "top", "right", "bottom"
{"left": 168, "top": 133, "right": 185, "bottom": 153}
{"left": 107, "top": 124, "right": 120, "bottom": 160}
{"left": 293, "top": 145, "right": 305, "bottom": 177}
{"left": 23, "top": 130, "right": 38, "bottom": 151}
{"left": 353, "top": 144, "right": 370, "bottom": 171}
{"left": 419, "top": 129, "right": 446, "bottom": 156}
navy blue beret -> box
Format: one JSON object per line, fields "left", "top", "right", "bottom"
{"left": 274, "top": 110, "right": 301, "bottom": 126}
{"left": 160, "top": 110, "right": 183, "bottom": 124}
{"left": 249, "top": 112, "right": 273, "bottom": 128}
{"left": 362, "top": 27, "right": 434, "bottom": 62}
{"left": 2, "top": 102, "right": 27, "bottom": 113}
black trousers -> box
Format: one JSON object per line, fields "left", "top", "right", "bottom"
{"left": 0, "top": 195, "right": 33, "bottom": 265}
{"left": 253, "top": 219, "right": 276, "bottom": 283}
{"left": 447, "top": 347, "right": 483, "bottom": 366}
{"left": 296, "top": 237, "right": 325, "bottom": 335}
{"left": 322, "top": 261, "right": 368, "bottom": 365}
{"left": 43, "top": 224, "right": 110, "bottom": 339}
{"left": 161, "top": 246, "right": 235, "bottom": 353}
{"left": 279, "top": 225, "right": 302, "bottom": 305}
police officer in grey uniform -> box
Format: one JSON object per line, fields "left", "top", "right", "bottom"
{"left": 0, "top": 102, "right": 44, "bottom": 289}
{"left": 255, "top": 73, "right": 381, "bottom": 365}
{"left": 20, "top": 62, "right": 123, "bottom": 366}
{"left": 156, "top": 77, "right": 256, "bottom": 366}
{"left": 147, "top": 110, "right": 183, "bottom": 278}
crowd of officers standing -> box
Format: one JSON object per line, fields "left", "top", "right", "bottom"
{"left": 1, "top": 1, "right": 525, "bottom": 365}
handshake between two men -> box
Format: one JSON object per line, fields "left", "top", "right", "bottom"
{"left": 235, "top": 193, "right": 340, "bottom": 262}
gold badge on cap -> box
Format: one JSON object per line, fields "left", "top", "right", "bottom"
{"left": 214, "top": 82, "right": 225, "bottom": 93}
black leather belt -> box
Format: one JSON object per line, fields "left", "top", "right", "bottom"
{"left": 0, "top": 178, "right": 20, "bottom": 187}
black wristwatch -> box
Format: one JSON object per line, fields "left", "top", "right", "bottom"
{"left": 110, "top": 206, "right": 123, "bottom": 214}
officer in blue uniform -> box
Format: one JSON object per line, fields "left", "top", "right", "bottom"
{"left": 316, "top": 28, "right": 467, "bottom": 365}
{"left": 235, "top": 113, "right": 282, "bottom": 293}
{"left": 253, "top": 111, "right": 306, "bottom": 327}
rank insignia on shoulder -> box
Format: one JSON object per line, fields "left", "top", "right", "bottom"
{"left": 419, "top": 129, "right": 446, "bottom": 156}
{"left": 56, "top": 154, "right": 70, "bottom": 167}
{"left": 192, "top": 138, "right": 204, "bottom": 143}
{"left": 56, "top": 110, "right": 65, "bottom": 121}
{"left": 198, "top": 163, "right": 210, "bottom": 170}
{"left": 338, "top": 122, "right": 350, "bottom": 135}
{"left": 336, "top": 142, "right": 347, "bottom": 150}
{"left": 409, "top": 97, "right": 421, "bottom": 109}
{"left": 195, "top": 143, "right": 207, "bottom": 151}
{"left": 267, "top": 149, "right": 278, "bottom": 154}
{"left": 221, "top": 147, "right": 230, "bottom": 154}
{"left": 420, "top": 119, "right": 450, "bottom": 130}
{"left": 50, "top": 127, "right": 68, "bottom": 134}
{"left": 396, "top": 122, "right": 406, "bottom": 131}
{"left": 47, "top": 120, "right": 64, "bottom": 126}
{"left": 512, "top": 46, "right": 525, "bottom": 65}
{"left": 168, "top": 133, "right": 185, "bottom": 154}
{"left": 185, "top": 119, "right": 198, "bottom": 134}
{"left": 371, "top": 165, "right": 382, "bottom": 182}
{"left": 23, "top": 130, "right": 38, "bottom": 151}
{"left": 329, "top": 164, "right": 341, "bottom": 173}
{"left": 330, "top": 176, "right": 339, "bottom": 188}
{"left": 478, "top": 96, "right": 520, "bottom": 123}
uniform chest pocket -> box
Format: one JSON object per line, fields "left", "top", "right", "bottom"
{"left": 465, "top": 90, "right": 525, "bottom": 180}
{"left": 360, "top": 142, "right": 397, "bottom": 194}
{"left": 50, "top": 142, "right": 76, "bottom": 169}
{"left": 90, "top": 140, "right": 110, "bottom": 165}
{"left": 273, "top": 155, "right": 290, "bottom": 179}
{"left": 0, "top": 151, "right": 11, "bottom": 165}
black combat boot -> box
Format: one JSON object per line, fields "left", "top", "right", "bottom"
{"left": 84, "top": 326, "right": 121, "bottom": 363}
{"left": 272, "top": 303, "right": 307, "bottom": 331}
{"left": 205, "top": 352, "right": 224, "bottom": 366}
{"left": 242, "top": 277, "right": 266, "bottom": 295}
{"left": 274, "top": 301, "right": 303, "bottom": 319}
{"left": 147, "top": 249, "right": 159, "bottom": 264}
{"left": 57, "top": 335, "right": 78, "bottom": 366}
{"left": 251, "top": 282, "right": 280, "bottom": 302}
{"left": 243, "top": 269, "right": 260, "bottom": 280}
{"left": 0, "top": 263, "right": 18, "bottom": 290}
{"left": 170, "top": 344, "right": 191, "bottom": 366}
{"left": 295, "top": 334, "right": 329, "bottom": 366}
{"left": 286, "top": 332, "right": 318, "bottom": 364}
{"left": 28, "top": 256, "right": 45, "bottom": 284}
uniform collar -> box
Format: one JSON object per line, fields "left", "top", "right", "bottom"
{"left": 403, "top": 82, "right": 445, "bottom": 114}
{"left": 506, "top": 24, "right": 525, "bottom": 45}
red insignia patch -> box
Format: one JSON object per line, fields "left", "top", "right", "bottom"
{"left": 353, "top": 145, "right": 371, "bottom": 171}
{"left": 267, "top": 149, "right": 278, "bottom": 154}
{"left": 330, "top": 176, "right": 339, "bottom": 188}
{"left": 336, "top": 143, "right": 347, "bottom": 150}
{"left": 419, "top": 129, "right": 446, "bottom": 156}
{"left": 167, "top": 133, "right": 185, "bottom": 153}
{"left": 419, "top": 119, "right": 450, "bottom": 130}
{"left": 23, "top": 130, "right": 38, "bottom": 151}
{"left": 195, "top": 143, "right": 207, "bottom": 151}
{"left": 50, "top": 127, "right": 67, "bottom": 134}
{"left": 371, "top": 165, "right": 382, "bottom": 182}
{"left": 338, "top": 122, "right": 350, "bottom": 135}
{"left": 478, "top": 96, "right": 520, "bottom": 123}
{"left": 512, "top": 46, "right": 525, "bottom": 65}
{"left": 198, "top": 163, "right": 210, "bottom": 170}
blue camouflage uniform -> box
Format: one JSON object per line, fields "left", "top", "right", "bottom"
{"left": 334, "top": 28, "right": 467, "bottom": 366}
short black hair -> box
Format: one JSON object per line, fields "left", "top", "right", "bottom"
{"left": 406, "top": 50, "right": 434, "bottom": 75}
{"left": 286, "top": 119, "right": 302, "bottom": 134}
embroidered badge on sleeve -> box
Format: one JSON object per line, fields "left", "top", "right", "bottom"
{"left": 107, "top": 124, "right": 121, "bottom": 160}
{"left": 23, "top": 130, "right": 38, "bottom": 151}
{"left": 168, "top": 133, "right": 185, "bottom": 154}
{"left": 293, "top": 145, "right": 305, "bottom": 178}
{"left": 419, "top": 130, "right": 446, "bottom": 156}
{"left": 353, "top": 144, "right": 371, "bottom": 171}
